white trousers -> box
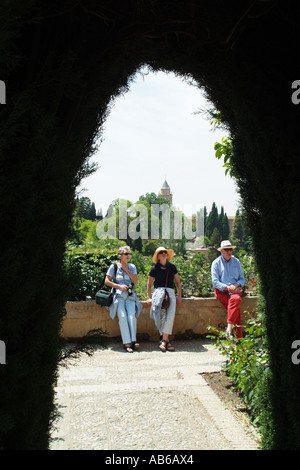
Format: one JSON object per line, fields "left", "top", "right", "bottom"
{"left": 158, "top": 287, "right": 176, "bottom": 335}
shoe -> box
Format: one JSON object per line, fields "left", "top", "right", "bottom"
{"left": 132, "top": 341, "right": 140, "bottom": 350}
{"left": 159, "top": 340, "right": 175, "bottom": 352}
{"left": 124, "top": 344, "right": 133, "bottom": 353}
{"left": 159, "top": 340, "right": 167, "bottom": 352}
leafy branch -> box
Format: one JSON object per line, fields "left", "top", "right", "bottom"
{"left": 210, "top": 117, "right": 236, "bottom": 179}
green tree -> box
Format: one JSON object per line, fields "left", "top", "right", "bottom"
{"left": 89, "top": 202, "right": 96, "bottom": 221}
{"left": 218, "top": 206, "right": 230, "bottom": 239}
{"left": 231, "top": 209, "right": 252, "bottom": 253}
{"left": 205, "top": 202, "right": 219, "bottom": 239}
{"left": 76, "top": 197, "right": 97, "bottom": 221}
{"left": 139, "top": 192, "right": 171, "bottom": 206}
{"left": 210, "top": 226, "right": 222, "bottom": 249}
{"left": 221, "top": 213, "right": 230, "bottom": 240}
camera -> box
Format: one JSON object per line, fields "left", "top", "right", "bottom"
{"left": 127, "top": 283, "right": 134, "bottom": 296}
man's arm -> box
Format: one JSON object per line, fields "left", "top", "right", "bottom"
{"left": 236, "top": 260, "right": 245, "bottom": 288}
{"left": 211, "top": 259, "right": 227, "bottom": 291}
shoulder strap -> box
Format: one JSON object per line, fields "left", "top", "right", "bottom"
{"left": 165, "top": 268, "right": 169, "bottom": 287}
{"left": 98, "top": 262, "right": 117, "bottom": 290}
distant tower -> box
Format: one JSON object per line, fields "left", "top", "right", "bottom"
{"left": 159, "top": 180, "right": 173, "bottom": 204}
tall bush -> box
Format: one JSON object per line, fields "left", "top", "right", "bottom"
{"left": 64, "top": 249, "right": 117, "bottom": 300}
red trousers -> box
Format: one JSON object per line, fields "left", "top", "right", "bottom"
{"left": 214, "top": 289, "right": 243, "bottom": 338}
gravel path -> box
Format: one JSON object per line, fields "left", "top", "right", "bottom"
{"left": 50, "top": 339, "right": 259, "bottom": 451}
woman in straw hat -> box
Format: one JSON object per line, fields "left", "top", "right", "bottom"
{"left": 147, "top": 246, "right": 182, "bottom": 351}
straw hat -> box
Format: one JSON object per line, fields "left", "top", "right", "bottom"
{"left": 152, "top": 246, "right": 175, "bottom": 264}
{"left": 217, "top": 240, "right": 236, "bottom": 251}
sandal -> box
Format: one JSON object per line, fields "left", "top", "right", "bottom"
{"left": 132, "top": 341, "right": 140, "bottom": 350}
{"left": 124, "top": 344, "right": 133, "bottom": 353}
{"left": 166, "top": 342, "right": 175, "bottom": 351}
{"left": 159, "top": 340, "right": 167, "bottom": 352}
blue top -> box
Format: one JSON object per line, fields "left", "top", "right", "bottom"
{"left": 106, "top": 263, "right": 137, "bottom": 294}
{"left": 211, "top": 254, "right": 245, "bottom": 292}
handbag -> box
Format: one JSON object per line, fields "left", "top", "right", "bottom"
{"left": 95, "top": 263, "right": 117, "bottom": 307}
{"left": 95, "top": 289, "right": 113, "bottom": 306}
{"left": 161, "top": 268, "right": 170, "bottom": 309}
{"left": 161, "top": 289, "right": 170, "bottom": 309}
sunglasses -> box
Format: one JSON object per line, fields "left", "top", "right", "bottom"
{"left": 122, "top": 252, "right": 131, "bottom": 256}
{"left": 223, "top": 248, "right": 233, "bottom": 251}
{"left": 158, "top": 250, "right": 167, "bottom": 255}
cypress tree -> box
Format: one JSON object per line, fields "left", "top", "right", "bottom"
{"left": 221, "top": 213, "right": 230, "bottom": 240}
{"left": 205, "top": 202, "right": 219, "bottom": 240}
{"left": 218, "top": 206, "right": 224, "bottom": 236}
{"left": 89, "top": 202, "right": 97, "bottom": 221}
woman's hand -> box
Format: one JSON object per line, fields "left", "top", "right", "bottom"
{"left": 146, "top": 298, "right": 152, "bottom": 306}
{"left": 119, "top": 284, "right": 129, "bottom": 291}
{"left": 120, "top": 261, "right": 129, "bottom": 272}
{"left": 120, "top": 262, "right": 138, "bottom": 284}
{"left": 176, "top": 296, "right": 182, "bottom": 305}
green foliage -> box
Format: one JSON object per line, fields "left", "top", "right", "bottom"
{"left": 210, "top": 227, "right": 221, "bottom": 249}
{"left": 214, "top": 136, "right": 236, "bottom": 178}
{"left": 204, "top": 202, "right": 231, "bottom": 243}
{"left": 64, "top": 247, "right": 117, "bottom": 300}
{"left": 207, "top": 306, "right": 274, "bottom": 447}
{"left": 139, "top": 192, "right": 171, "bottom": 207}
{"left": 174, "top": 253, "right": 214, "bottom": 297}
{"left": 75, "top": 197, "right": 97, "bottom": 221}
{"left": 64, "top": 246, "right": 259, "bottom": 301}
{"left": 231, "top": 209, "right": 252, "bottom": 254}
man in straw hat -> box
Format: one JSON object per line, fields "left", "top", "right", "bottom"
{"left": 211, "top": 240, "right": 245, "bottom": 339}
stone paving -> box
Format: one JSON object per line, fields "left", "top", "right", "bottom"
{"left": 50, "top": 338, "right": 260, "bottom": 451}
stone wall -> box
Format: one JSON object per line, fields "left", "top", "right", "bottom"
{"left": 61, "top": 296, "right": 258, "bottom": 341}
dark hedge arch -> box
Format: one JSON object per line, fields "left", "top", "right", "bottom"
{"left": 1, "top": 0, "right": 300, "bottom": 449}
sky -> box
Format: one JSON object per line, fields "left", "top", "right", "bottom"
{"left": 78, "top": 68, "right": 240, "bottom": 217}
